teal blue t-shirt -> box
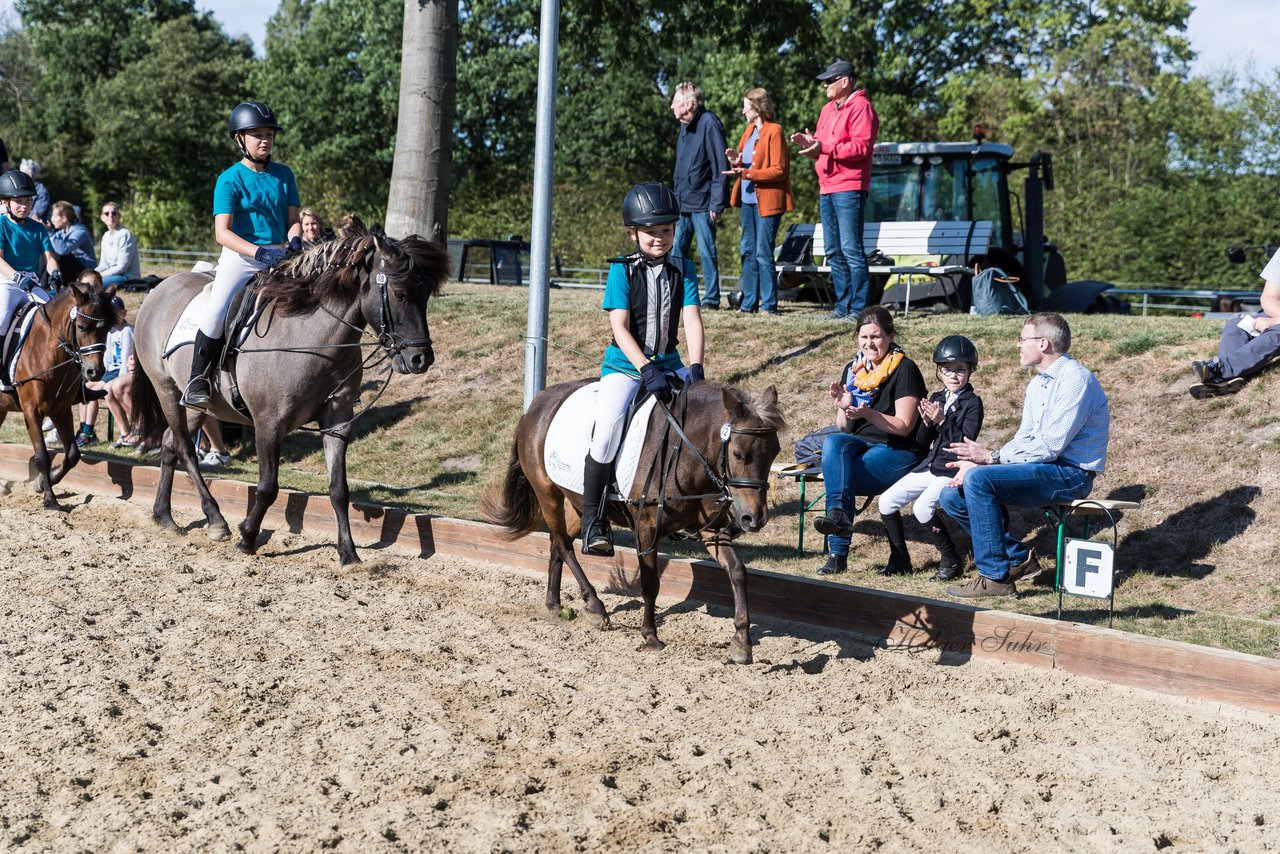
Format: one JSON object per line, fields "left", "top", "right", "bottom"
{"left": 212, "top": 161, "right": 301, "bottom": 246}
{"left": 0, "top": 215, "right": 53, "bottom": 273}
{"left": 600, "top": 255, "right": 700, "bottom": 377}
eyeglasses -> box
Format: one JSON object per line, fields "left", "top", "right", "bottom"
{"left": 1016, "top": 335, "right": 1046, "bottom": 344}
{"left": 102, "top": 210, "right": 119, "bottom": 217}
{"left": 938, "top": 365, "right": 970, "bottom": 376}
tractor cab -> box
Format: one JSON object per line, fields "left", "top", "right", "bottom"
{"left": 869, "top": 141, "right": 1017, "bottom": 253}
{"left": 867, "top": 134, "right": 1063, "bottom": 302}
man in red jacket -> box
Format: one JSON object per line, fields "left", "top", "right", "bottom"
{"left": 791, "top": 60, "right": 879, "bottom": 320}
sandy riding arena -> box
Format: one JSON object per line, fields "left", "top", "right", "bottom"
{"left": 1, "top": 488, "right": 1277, "bottom": 850}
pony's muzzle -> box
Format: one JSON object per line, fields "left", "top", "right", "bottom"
{"left": 81, "top": 362, "right": 104, "bottom": 383}
{"left": 736, "top": 507, "right": 767, "bottom": 533}
{"left": 395, "top": 347, "right": 434, "bottom": 374}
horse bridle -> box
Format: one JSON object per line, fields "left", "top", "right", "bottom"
{"left": 373, "top": 256, "right": 431, "bottom": 356}
{"left": 11, "top": 300, "right": 109, "bottom": 387}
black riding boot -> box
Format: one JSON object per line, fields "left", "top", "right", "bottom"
{"left": 181, "top": 331, "right": 225, "bottom": 409}
{"left": 929, "top": 512, "right": 963, "bottom": 581}
{"left": 580, "top": 454, "right": 615, "bottom": 557}
{"left": 879, "top": 512, "right": 913, "bottom": 575}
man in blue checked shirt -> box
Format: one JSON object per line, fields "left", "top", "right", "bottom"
{"left": 938, "top": 312, "right": 1110, "bottom": 598}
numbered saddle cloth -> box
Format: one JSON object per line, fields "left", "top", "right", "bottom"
{"left": 544, "top": 383, "right": 659, "bottom": 499}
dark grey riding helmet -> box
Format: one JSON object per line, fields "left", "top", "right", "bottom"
{"left": 621, "top": 183, "right": 680, "bottom": 227}
{"left": 0, "top": 169, "right": 37, "bottom": 198}
{"left": 933, "top": 334, "right": 979, "bottom": 366}
{"left": 229, "top": 101, "right": 282, "bottom": 138}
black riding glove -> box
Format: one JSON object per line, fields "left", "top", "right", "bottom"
{"left": 686, "top": 363, "right": 705, "bottom": 387}
{"left": 255, "top": 245, "right": 289, "bottom": 267}
{"left": 47, "top": 268, "right": 63, "bottom": 290}
{"left": 287, "top": 235, "right": 303, "bottom": 255}
{"left": 640, "top": 361, "right": 673, "bottom": 402}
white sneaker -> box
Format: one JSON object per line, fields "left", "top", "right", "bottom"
{"left": 41, "top": 417, "right": 54, "bottom": 431}
{"left": 44, "top": 428, "right": 59, "bottom": 446}
{"left": 198, "top": 450, "right": 231, "bottom": 469}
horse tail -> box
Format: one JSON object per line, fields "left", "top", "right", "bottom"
{"left": 482, "top": 438, "right": 543, "bottom": 540}
{"left": 132, "top": 362, "right": 168, "bottom": 449}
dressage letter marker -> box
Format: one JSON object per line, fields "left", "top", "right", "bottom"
{"left": 1062, "top": 539, "right": 1114, "bottom": 599}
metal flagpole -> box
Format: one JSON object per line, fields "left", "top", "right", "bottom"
{"left": 523, "top": 0, "right": 561, "bottom": 410}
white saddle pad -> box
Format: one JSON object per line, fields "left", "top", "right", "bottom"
{"left": 544, "top": 383, "right": 659, "bottom": 499}
{"left": 6, "top": 306, "right": 43, "bottom": 387}
{"left": 163, "top": 284, "right": 215, "bottom": 357}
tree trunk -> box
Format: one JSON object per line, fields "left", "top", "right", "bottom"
{"left": 385, "top": 0, "right": 457, "bottom": 242}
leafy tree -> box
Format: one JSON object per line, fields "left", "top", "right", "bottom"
{"left": 84, "top": 17, "right": 253, "bottom": 228}
{"left": 14, "top": 0, "right": 222, "bottom": 177}
{"left": 251, "top": 0, "right": 404, "bottom": 223}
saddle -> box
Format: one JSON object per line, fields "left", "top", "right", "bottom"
{"left": 0, "top": 299, "right": 47, "bottom": 393}
{"left": 164, "top": 275, "right": 272, "bottom": 416}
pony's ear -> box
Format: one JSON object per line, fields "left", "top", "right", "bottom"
{"left": 722, "top": 387, "right": 747, "bottom": 421}
{"left": 67, "top": 277, "right": 90, "bottom": 301}
{"left": 760, "top": 385, "right": 778, "bottom": 410}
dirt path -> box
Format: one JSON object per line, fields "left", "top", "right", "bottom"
{"left": 0, "top": 487, "right": 1276, "bottom": 851}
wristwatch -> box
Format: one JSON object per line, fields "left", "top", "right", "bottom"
{"left": 990, "top": 449, "right": 1000, "bottom": 465}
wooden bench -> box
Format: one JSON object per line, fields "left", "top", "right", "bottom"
{"left": 775, "top": 220, "right": 995, "bottom": 316}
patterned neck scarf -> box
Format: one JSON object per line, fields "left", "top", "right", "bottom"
{"left": 850, "top": 344, "right": 905, "bottom": 392}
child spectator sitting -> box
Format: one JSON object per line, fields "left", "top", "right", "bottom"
{"left": 875, "top": 335, "right": 984, "bottom": 580}
{"left": 74, "top": 276, "right": 133, "bottom": 448}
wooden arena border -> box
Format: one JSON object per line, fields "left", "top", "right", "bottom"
{"left": 3, "top": 443, "right": 1277, "bottom": 715}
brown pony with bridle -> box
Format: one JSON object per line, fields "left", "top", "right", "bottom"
{"left": 0, "top": 281, "right": 115, "bottom": 510}
{"left": 486, "top": 380, "right": 785, "bottom": 663}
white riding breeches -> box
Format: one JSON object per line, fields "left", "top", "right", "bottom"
{"left": 0, "top": 282, "right": 28, "bottom": 334}
{"left": 196, "top": 246, "right": 269, "bottom": 338}
{"left": 878, "top": 469, "right": 950, "bottom": 523}
{"left": 589, "top": 371, "right": 641, "bottom": 464}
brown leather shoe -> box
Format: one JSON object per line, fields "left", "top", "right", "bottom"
{"left": 946, "top": 575, "right": 1016, "bottom": 599}
{"left": 1006, "top": 548, "right": 1043, "bottom": 583}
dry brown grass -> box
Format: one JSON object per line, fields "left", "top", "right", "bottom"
{"left": 5, "top": 284, "right": 1277, "bottom": 657}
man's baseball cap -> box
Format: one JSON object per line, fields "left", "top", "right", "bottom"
{"left": 816, "top": 60, "right": 854, "bottom": 82}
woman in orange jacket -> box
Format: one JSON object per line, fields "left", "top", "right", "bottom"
{"left": 725, "top": 87, "right": 795, "bottom": 315}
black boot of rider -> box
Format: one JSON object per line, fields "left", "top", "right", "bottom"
{"left": 879, "top": 512, "right": 913, "bottom": 575}
{"left": 929, "top": 512, "right": 964, "bottom": 581}
{"left": 181, "top": 330, "right": 225, "bottom": 409}
{"left": 580, "top": 454, "right": 615, "bottom": 557}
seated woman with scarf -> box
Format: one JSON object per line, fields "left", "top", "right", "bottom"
{"left": 812, "top": 305, "right": 929, "bottom": 575}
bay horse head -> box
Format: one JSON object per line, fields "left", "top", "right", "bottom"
{"left": 54, "top": 279, "right": 115, "bottom": 384}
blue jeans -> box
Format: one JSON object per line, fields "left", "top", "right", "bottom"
{"left": 675, "top": 211, "right": 720, "bottom": 306}
{"left": 939, "top": 463, "right": 1094, "bottom": 582}
{"left": 737, "top": 204, "right": 781, "bottom": 313}
{"left": 820, "top": 432, "right": 921, "bottom": 557}
{"left": 819, "top": 190, "right": 869, "bottom": 318}
{"left": 102, "top": 274, "right": 131, "bottom": 289}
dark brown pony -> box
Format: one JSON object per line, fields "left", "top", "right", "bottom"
{"left": 0, "top": 281, "right": 114, "bottom": 509}
{"left": 486, "top": 380, "right": 785, "bottom": 663}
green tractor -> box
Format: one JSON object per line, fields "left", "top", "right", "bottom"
{"left": 866, "top": 128, "right": 1112, "bottom": 312}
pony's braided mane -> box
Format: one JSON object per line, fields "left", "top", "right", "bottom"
{"left": 253, "top": 232, "right": 448, "bottom": 316}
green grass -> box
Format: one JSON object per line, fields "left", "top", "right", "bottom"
{"left": 7, "top": 285, "right": 1279, "bottom": 658}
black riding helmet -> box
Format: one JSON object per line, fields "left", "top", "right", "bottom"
{"left": 229, "top": 101, "right": 282, "bottom": 137}
{"left": 229, "top": 102, "right": 282, "bottom": 165}
{"left": 622, "top": 182, "right": 679, "bottom": 227}
{"left": 933, "top": 334, "right": 979, "bottom": 367}
{"left": 0, "top": 169, "right": 37, "bottom": 199}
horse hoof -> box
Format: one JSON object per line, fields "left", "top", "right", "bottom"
{"left": 155, "top": 516, "right": 179, "bottom": 532}
{"left": 207, "top": 525, "right": 230, "bottom": 542}
{"left": 234, "top": 538, "right": 256, "bottom": 553}
{"left": 338, "top": 553, "right": 362, "bottom": 568}
{"left": 728, "top": 643, "right": 753, "bottom": 665}
{"left": 637, "top": 638, "right": 666, "bottom": 653}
